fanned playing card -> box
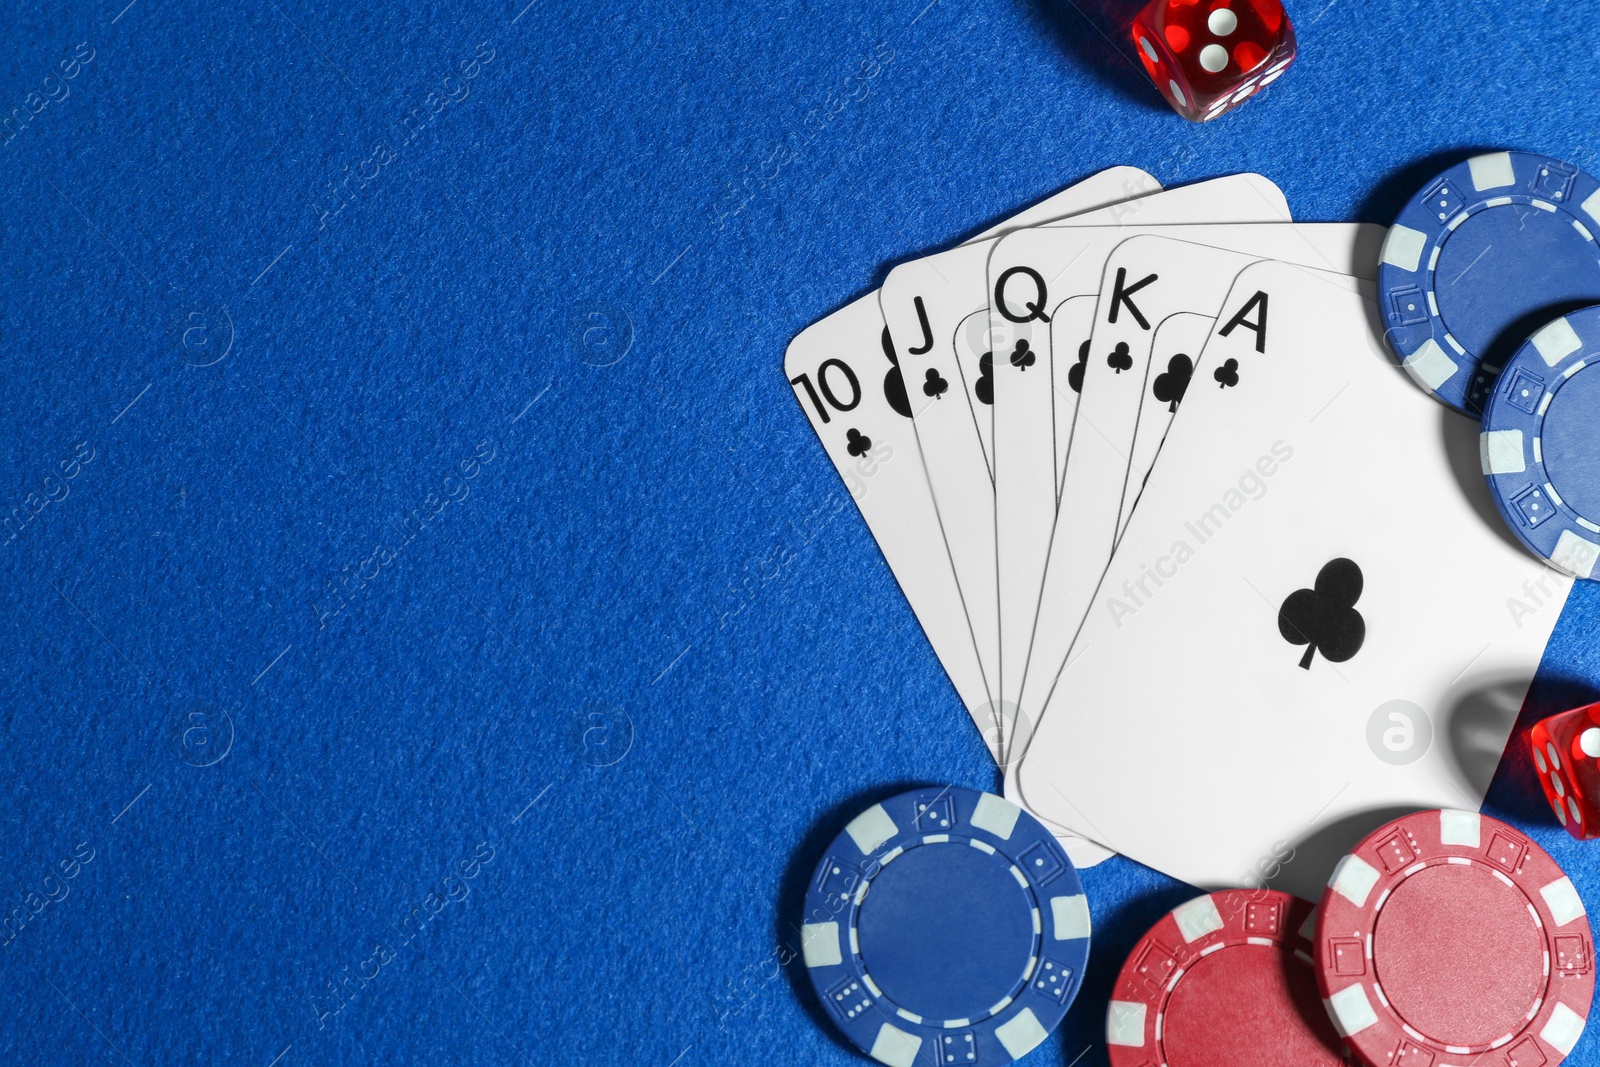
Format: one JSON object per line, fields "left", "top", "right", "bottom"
{"left": 784, "top": 167, "right": 1158, "bottom": 761}
{"left": 1122, "top": 311, "right": 1219, "bottom": 532}
{"left": 1014, "top": 226, "right": 1385, "bottom": 752}
{"left": 1016, "top": 261, "right": 1571, "bottom": 897}
{"left": 882, "top": 175, "right": 1292, "bottom": 756}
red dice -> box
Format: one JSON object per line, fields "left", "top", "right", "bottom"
{"left": 1130, "top": 0, "right": 1297, "bottom": 122}
{"left": 1530, "top": 701, "right": 1600, "bottom": 839}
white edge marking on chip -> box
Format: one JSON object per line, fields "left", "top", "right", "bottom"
{"left": 1050, "top": 894, "right": 1092, "bottom": 941}
{"left": 1439, "top": 809, "right": 1481, "bottom": 847}
{"left": 1106, "top": 1000, "right": 1147, "bottom": 1046}
{"left": 1541, "top": 1001, "right": 1587, "bottom": 1055}
{"left": 1583, "top": 187, "right": 1600, "bottom": 227}
{"left": 1554, "top": 530, "right": 1600, "bottom": 580}
{"left": 846, "top": 804, "right": 899, "bottom": 855}
{"left": 1329, "top": 855, "right": 1381, "bottom": 908}
{"left": 1468, "top": 151, "right": 1516, "bottom": 191}
{"left": 1532, "top": 316, "right": 1584, "bottom": 366}
{"left": 1326, "top": 986, "right": 1381, "bottom": 1037}
{"left": 802, "top": 922, "right": 843, "bottom": 968}
{"left": 995, "top": 1008, "right": 1048, "bottom": 1059}
{"left": 1297, "top": 908, "right": 1317, "bottom": 942}
{"left": 1481, "top": 429, "right": 1527, "bottom": 476}
{"left": 1380, "top": 224, "right": 1427, "bottom": 272}
{"left": 1404, "top": 338, "right": 1457, "bottom": 391}
{"left": 971, "top": 792, "right": 1022, "bottom": 840}
{"left": 1174, "top": 895, "right": 1225, "bottom": 942}
{"left": 868, "top": 1023, "right": 921, "bottom": 1067}
{"left": 1542, "top": 876, "right": 1588, "bottom": 926}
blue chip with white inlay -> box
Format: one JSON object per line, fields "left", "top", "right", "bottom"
{"left": 1378, "top": 151, "right": 1600, "bottom": 416}
{"left": 799, "top": 786, "right": 1090, "bottom": 1065}
{"left": 1481, "top": 305, "right": 1600, "bottom": 579}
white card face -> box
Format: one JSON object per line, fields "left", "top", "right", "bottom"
{"left": 1016, "top": 261, "right": 1572, "bottom": 897}
{"left": 999, "top": 309, "right": 1211, "bottom": 867}
{"left": 784, "top": 167, "right": 1159, "bottom": 761}
{"left": 1101, "top": 231, "right": 1386, "bottom": 540}
{"left": 1017, "top": 226, "right": 1387, "bottom": 744}
{"left": 1049, "top": 296, "right": 1099, "bottom": 505}
{"left": 1121, "top": 312, "right": 1216, "bottom": 531}
{"left": 880, "top": 176, "right": 1285, "bottom": 726}
{"left": 982, "top": 177, "right": 1293, "bottom": 759}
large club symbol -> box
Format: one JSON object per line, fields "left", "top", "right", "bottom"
{"left": 1278, "top": 558, "right": 1366, "bottom": 670}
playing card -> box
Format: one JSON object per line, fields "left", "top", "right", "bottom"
{"left": 784, "top": 167, "right": 1158, "bottom": 761}
{"left": 883, "top": 175, "right": 1292, "bottom": 748}
{"left": 1107, "top": 231, "right": 1384, "bottom": 538}
{"left": 1049, "top": 296, "right": 1099, "bottom": 506}
{"left": 934, "top": 177, "right": 1292, "bottom": 758}
{"left": 1013, "top": 226, "right": 1386, "bottom": 753}
{"left": 1121, "top": 311, "right": 1217, "bottom": 527}
{"left": 1015, "top": 260, "right": 1572, "bottom": 897}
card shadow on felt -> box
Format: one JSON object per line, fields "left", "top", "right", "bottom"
{"left": 1352, "top": 146, "right": 1501, "bottom": 227}
{"left": 1446, "top": 674, "right": 1544, "bottom": 802}
{"left": 1018, "top": 0, "right": 1167, "bottom": 113}
{"left": 774, "top": 781, "right": 946, "bottom": 1052}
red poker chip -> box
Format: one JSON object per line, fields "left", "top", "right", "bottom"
{"left": 1316, "top": 809, "right": 1595, "bottom": 1066}
{"left": 1106, "top": 889, "right": 1347, "bottom": 1067}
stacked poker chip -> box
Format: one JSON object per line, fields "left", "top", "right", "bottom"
{"left": 1106, "top": 810, "right": 1594, "bottom": 1067}
{"left": 801, "top": 796, "right": 1595, "bottom": 1066}
{"left": 1378, "top": 150, "right": 1600, "bottom": 579}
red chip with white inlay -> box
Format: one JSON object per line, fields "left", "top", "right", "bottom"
{"left": 1316, "top": 808, "right": 1594, "bottom": 1067}
{"left": 1106, "top": 889, "right": 1347, "bottom": 1067}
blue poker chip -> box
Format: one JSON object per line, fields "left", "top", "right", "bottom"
{"left": 800, "top": 787, "right": 1089, "bottom": 1065}
{"left": 1378, "top": 151, "right": 1600, "bottom": 416}
{"left": 1481, "top": 305, "right": 1600, "bottom": 579}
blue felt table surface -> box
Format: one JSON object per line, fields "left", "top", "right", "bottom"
{"left": 2, "top": 0, "right": 1599, "bottom": 1063}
